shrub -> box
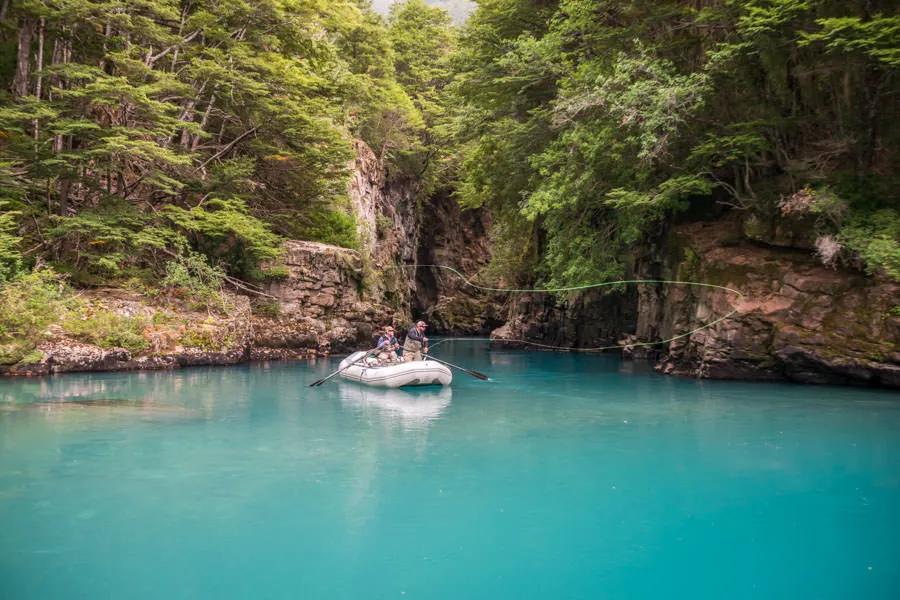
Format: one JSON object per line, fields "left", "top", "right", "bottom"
{"left": 252, "top": 299, "right": 282, "bottom": 318}
{"left": 0, "top": 270, "right": 72, "bottom": 364}
{"left": 0, "top": 202, "right": 22, "bottom": 283}
{"left": 161, "top": 251, "right": 228, "bottom": 310}
{"left": 839, "top": 209, "right": 900, "bottom": 281}
{"left": 62, "top": 309, "right": 149, "bottom": 354}
{"left": 287, "top": 206, "right": 360, "bottom": 250}
{"left": 179, "top": 327, "right": 220, "bottom": 350}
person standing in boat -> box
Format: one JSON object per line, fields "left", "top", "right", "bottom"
{"left": 376, "top": 325, "right": 400, "bottom": 363}
{"left": 403, "top": 320, "right": 429, "bottom": 362}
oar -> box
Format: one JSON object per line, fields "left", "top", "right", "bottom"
{"left": 425, "top": 355, "right": 489, "bottom": 381}
{"left": 309, "top": 347, "right": 379, "bottom": 387}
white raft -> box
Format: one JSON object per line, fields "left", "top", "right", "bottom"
{"left": 338, "top": 351, "right": 452, "bottom": 388}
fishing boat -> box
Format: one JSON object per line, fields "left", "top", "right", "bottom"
{"left": 337, "top": 351, "right": 452, "bottom": 388}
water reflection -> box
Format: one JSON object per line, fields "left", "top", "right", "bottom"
{"left": 337, "top": 383, "right": 452, "bottom": 430}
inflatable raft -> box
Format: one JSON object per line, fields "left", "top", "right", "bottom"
{"left": 338, "top": 351, "right": 452, "bottom": 388}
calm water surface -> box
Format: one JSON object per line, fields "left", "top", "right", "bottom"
{"left": 1, "top": 344, "right": 899, "bottom": 599}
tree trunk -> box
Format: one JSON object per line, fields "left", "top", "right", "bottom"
{"left": 0, "top": 0, "right": 10, "bottom": 22}
{"left": 179, "top": 99, "right": 197, "bottom": 148}
{"left": 859, "top": 70, "right": 884, "bottom": 171}
{"left": 12, "top": 17, "right": 34, "bottom": 98}
{"left": 58, "top": 179, "right": 71, "bottom": 216}
{"left": 192, "top": 94, "right": 216, "bottom": 150}
{"left": 33, "top": 17, "right": 45, "bottom": 141}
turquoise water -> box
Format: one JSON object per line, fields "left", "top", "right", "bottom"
{"left": 1, "top": 344, "right": 899, "bottom": 599}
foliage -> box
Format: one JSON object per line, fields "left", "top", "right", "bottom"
{"left": 3, "top": 0, "right": 897, "bottom": 304}
{"left": 0, "top": 0, "right": 444, "bottom": 287}
{"left": 450, "top": 0, "right": 899, "bottom": 287}
{"left": 179, "top": 326, "right": 222, "bottom": 351}
{"left": 388, "top": 0, "right": 458, "bottom": 186}
{"left": 160, "top": 251, "right": 228, "bottom": 310}
{"left": 62, "top": 309, "right": 150, "bottom": 354}
{"left": 162, "top": 199, "right": 282, "bottom": 275}
{"left": 283, "top": 205, "right": 360, "bottom": 250}
{"left": 839, "top": 209, "right": 900, "bottom": 280}
{"left": 0, "top": 270, "right": 73, "bottom": 364}
{"left": 0, "top": 202, "right": 23, "bottom": 282}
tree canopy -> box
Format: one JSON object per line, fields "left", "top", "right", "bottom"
{"left": 1, "top": 0, "right": 898, "bottom": 295}
{"left": 0, "top": 0, "right": 451, "bottom": 286}
{"left": 450, "top": 0, "right": 899, "bottom": 286}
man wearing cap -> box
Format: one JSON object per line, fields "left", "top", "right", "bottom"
{"left": 376, "top": 325, "right": 400, "bottom": 363}
{"left": 402, "top": 320, "right": 429, "bottom": 362}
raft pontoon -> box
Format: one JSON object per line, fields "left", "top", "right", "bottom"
{"left": 338, "top": 351, "right": 452, "bottom": 388}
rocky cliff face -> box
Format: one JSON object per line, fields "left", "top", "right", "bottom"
{"left": 490, "top": 215, "right": 899, "bottom": 388}
{"left": 490, "top": 289, "right": 638, "bottom": 350}
{"left": 415, "top": 190, "right": 499, "bottom": 334}
{"left": 251, "top": 141, "right": 497, "bottom": 356}
{"left": 349, "top": 140, "right": 420, "bottom": 316}
{"left": 643, "top": 218, "right": 900, "bottom": 387}
{"left": 251, "top": 240, "right": 397, "bottom": 357}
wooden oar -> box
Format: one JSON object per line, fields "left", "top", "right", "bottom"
{"left": 425, "top": 355, "right": 489, "bottom": 381}
{"left": 309, "top": 347, "right": 379, "bottom": 387}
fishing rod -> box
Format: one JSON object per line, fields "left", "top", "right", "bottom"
{"left": 393, "top": 265, "right": 744, "bottom": 354}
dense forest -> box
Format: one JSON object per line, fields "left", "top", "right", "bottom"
{"left": 452, "top": 0, "right": 898, "bottom": 288}
{"left": 1, "top": 0, "right": 898, "bottom": 365}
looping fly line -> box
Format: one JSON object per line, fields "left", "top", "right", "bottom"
{"left": 393, "top": 264, "right": 745, "bottom": 353}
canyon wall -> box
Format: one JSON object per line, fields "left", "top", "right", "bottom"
{"left": 642, "top": 217, "right": 900, "bottom": 387}
{"left": 491, "top": 215, "right": 899, "bottom": 388}
{"left": 251, "top": 141, "right": 496, "bottom": 356}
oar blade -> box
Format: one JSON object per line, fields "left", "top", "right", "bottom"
{"left": 466, "top": 369, "right": 489, "bottom": 381}
{"left": 309, "top": 347, "right": 380, "bottom": 388}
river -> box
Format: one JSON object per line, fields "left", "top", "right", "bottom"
{"left": 1, "top": 344, "right": 898, "bottom": 598}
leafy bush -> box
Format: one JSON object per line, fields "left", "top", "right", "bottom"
{"left": 0, "top": 202, "right": 22, "bottom": 282}
{"left": 62, "top": 310, "right": 149, "bottom": 354}
{"left": 0, "top": 270, "right": 72, "bottom": 364}
{"left": 252, "top": 299, "right": 282, "bottom": 319}
{"left": 839, "top": 209, "right": 900, "bottom": 281}
{"left": 179, "top": 327, "right": 221, "bottom": 350}
{"left": 45, "top": 204, "right": 182, "bottom": 280}
{"left": 161, "top": 251, "right": 228, "bottom": 310}
{"left": 162, "top": 198, "right": 283, "bottom": 276}
{"left": 286, "top": 206, "right": 360, "bottom": 249}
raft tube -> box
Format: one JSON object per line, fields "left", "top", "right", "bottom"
{"left": 338, "top": 351, "right": 452, "bottom": 388}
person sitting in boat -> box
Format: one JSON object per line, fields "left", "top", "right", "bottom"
{"left": 402, "top": 320, "right": 429, "bottom": 362}
{"left": 376, "top": 325, "right": 400, "bottom": 363}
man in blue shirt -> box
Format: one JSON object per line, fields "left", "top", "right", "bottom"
{"left": 376, "top": 325, "right": 400, "bottom": 363}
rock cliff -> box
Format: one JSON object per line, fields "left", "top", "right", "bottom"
{"left": 491, "top": 215, "right": 899, "bottom": 388}
{"left": 252, "top": 141, "right": 497, "bottom": 356}
{"left": 415, "top": 190, "right": 499, "bottom": 334}
{"left": 645, "top": 218, "right": 900, "bottom": 387}
{"left": 250, "top": 240, "right": 396, "bottom": 357}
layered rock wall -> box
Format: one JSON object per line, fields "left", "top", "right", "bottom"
{"left": 489, "top": 215, "right": 898, "bottom": 388}
{"left": 644, "top": 218, "right": 900, "bottom": 387}
{"left": 416, "top": 191, "right": 499, "bottom": 334}
{"left": 490, "top": 290, "right": 638, "bottom": 350}
{"left": 251, "top": 240, "right": 397, "bottom": 357}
